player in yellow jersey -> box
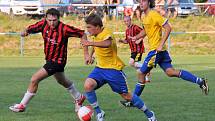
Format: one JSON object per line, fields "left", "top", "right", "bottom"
{"left": 81, "top": 13, "right": 157, "bottom": 121}
{"left": 123, "top": 0, "right": 209, "bottom": 108}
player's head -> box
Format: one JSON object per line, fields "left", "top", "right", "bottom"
{"left": 123, "top": 16, "right": 132, "bottom": 27}
{"left": 45, "top": 8, "right": 60, "bottom": 29}
{"left": 139, "top": 0, "right": 155, "bottom": 10}
{"left": 85, "top": 13, "right": 103, "bottom": 36}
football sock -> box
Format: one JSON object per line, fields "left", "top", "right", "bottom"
{"left": 85, "top": 91, "right": 101, "bottom": 114}
{"left": 20, "top": 91, "right": 36, "bottom": 106}
{"left": 67, "top": 83, "right": 81, "bottom": 100}
{"left": 145, "top": 75, "right": 150, "bottom": 82}
{"left": 131, "top": 94, "right": 153, "bottom": 118}
{"left": 179, "top": 70, "right": 203, "bottom": 85}
{"left": 133, "top": 82, "right": 145, "bottom": 96}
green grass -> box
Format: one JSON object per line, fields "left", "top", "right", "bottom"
{"left": 0, "top": 55, "right": 215, "bottom": 121}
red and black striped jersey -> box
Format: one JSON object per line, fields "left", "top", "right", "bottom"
{"left": 125, "top": 24, "right": 145, "bottom": 53}
{"left": 26, "top": 19, "right": 84, "bottom": 65}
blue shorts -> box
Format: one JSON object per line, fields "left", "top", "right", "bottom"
{"left": 140, "top": 50, "right": 172, "bottom": 74}
{"left": 88, "top": 67, "right": 128, "bottom": 94}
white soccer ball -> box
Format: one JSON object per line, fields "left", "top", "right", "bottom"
{"left": 77, "top": 105, "right": 94, "bottom": 121}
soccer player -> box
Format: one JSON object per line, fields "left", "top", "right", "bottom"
{"left": 9, "top": 8, "right": 86, "bottom": 113}
{"left": 123, "top": 0, "right": 209, "bottom": 104}
{"left": 80, "top": 13, "right": 157, "bottom": 121}
{"left": 119, "top": 16, "right": 151, "bottom": 107}
{"left": 119, "top": 16, "right": 145, "bottom": 69}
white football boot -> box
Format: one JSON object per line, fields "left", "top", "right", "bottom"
{"left": 96, "top": 110, "right": 105, "bottom": 121}
{"left": 148, "top": 111, "right": 157, "bottom": 121}
{"left": 9, "top": 103, "right": 25, "bottom": 112}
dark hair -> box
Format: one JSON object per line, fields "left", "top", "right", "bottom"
{"left": 46, "top": 8, "right": 60, "bottom": 19}
{"left": 85, "top": 13, "right": 103, "bottom": 27}
{"left": 137, "top": 0, "right": 155, "bottom": 9}
{"left": 149, "top": 0, "right": 155, "bottom": 8}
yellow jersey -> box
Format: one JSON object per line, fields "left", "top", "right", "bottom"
{"left": 142, "top": 10, "right": 168, "bottom": 51}
{"left": 90, "top": 27, "right": 125, "bottom": 70}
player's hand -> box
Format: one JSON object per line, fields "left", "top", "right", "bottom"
{"left": 128, "top": 36, "right": 137, "bottom": 41}
{"left": 88, "top": 56, "right": 95, "bottom": 65}
{"left": 84, "top": 56, "right": 95, "bottom": 65}
{"left": 20, "top": 30, "right": 28, "bottom": 37}
{"left": 135, "top": 39, "right": 143, "bottom": 44}
{"left": 84, "top": 54, "right": 90, "bottom": 65}
{"left": 81, "top": 39, "right": 91, "bottom": 47}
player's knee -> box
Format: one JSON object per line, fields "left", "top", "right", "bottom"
{"left": 30, "top": 76, "right": 40, "bottom": 85}
{"left": 165, "top": 68, "right": 176, "bottom": 77}
{"left": 129, "top": 59, "right": 135, "bottom": 67}
{"left": 129, "top": 62, "right": 135, "bottom": 67}
{"left": 84, "top": 79, "right": 97, "bottom": 92}
{"left": 129, "top": 61, "right": 135, "bottom": 67}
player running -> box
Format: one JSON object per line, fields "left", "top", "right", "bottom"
{"left": 122, "top": 0, "right": 209, "bottom": 108}
{"left": 9, "top": 8, "right": 86, "bottom": 113}
{"left": 119, "top": 16, "right": 151, "bottom": 107}
{"left": 81, "top": 13, "right": 157, "bottom": 121}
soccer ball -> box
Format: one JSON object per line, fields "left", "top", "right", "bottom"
{"left": 77, "top": 105, "right": 94, "bottom": 121}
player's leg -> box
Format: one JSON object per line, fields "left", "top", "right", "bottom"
{"left": 134, "top": 51, "right": 157, "bottom": 96}
{"left": 120, "top": 93, "right": 157, "bottom": 120}
{"left": 129, "top": 57, "right": 135, "bottom": 67}
{"left": 134, "top": 53, "right": 152, "bottom": 82}
{"left": 120, "top": 54, "right": 146, "bottom": 107}
{"left": 9, "top": 67, "right": 49, "bottom": 112}
{"left": 106, "top": 70, "right": 156, "bottom": 120}
{"left": 84, "top": 67, "right": 105, "bottom": 121}
{"left": 53, "top": 72, "right": 85, "bottom": 112}
{"left": 159, "top": 51, "right": 209, "bottom": 95}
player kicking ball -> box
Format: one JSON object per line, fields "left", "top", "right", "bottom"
{"left": 81, "top": 13, "right": 157, "bottom": 121}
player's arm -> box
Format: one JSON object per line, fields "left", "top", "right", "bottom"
{"left": 81, "top": 33, "right": 92, "bottom": 65}
{"left": 21, "top": 19, "right": 46, "bottom": 37}
{"left": 81, "top": 34, "right": 89, "bottom": 56}
{"left": 64, "top": 25, "right": 85, "bottom": 38}
{"left": 135, "top": 38, "right": 143, "bottom": 44}
{"left": 129, "top": 29, "right": 146, "bottom": 41}
{"left": 88, "top": 48, "right": 95, "bottom": 65}
{"left": 134, "top": 25, "right": 144, "bottom": 44}
{"left": 81, "top": 37, "right": 112, "bottom": 48}
{"left": 119, "top": 39, "right": 128, "bottom": 44}
{"left": 156, "top": 22, "right": 172, "bottom": 52}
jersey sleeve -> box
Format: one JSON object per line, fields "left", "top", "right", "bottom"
{"left": 64, "top": 25, "right": 84, "bottom": 38}
{"left": 102, "top": 29, "right": 112, "bottom": 41}
{"left": 134, "top": 25, "right": 143, "bottom": 35}
{"left": 26, "top": 19, "right": 46, "bottom": 34}
{"left": 153, "top": 11, "right": 168, "bottom": 26}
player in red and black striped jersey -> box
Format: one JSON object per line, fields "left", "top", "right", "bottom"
{"left": 119, "top": 16, "right": 145, "bottom": 68}
{"left": 119, "top": 16, "right": 150, "bottom": 73}
{"left": 9, "top": 8, "right": 86, "bottom": 113}
{"left": 119, "top": 16, "right": 151, "bottom": 107}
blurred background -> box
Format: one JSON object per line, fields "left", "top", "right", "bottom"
{"left": 0, "top": 0, "right": 214, "bottom": 56}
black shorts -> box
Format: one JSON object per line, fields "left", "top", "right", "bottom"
{"left": 131, "top": 52, "right": 143, "bottom": 62}
{"left": 43, "top": 61, "right": 65, "bottom": 76}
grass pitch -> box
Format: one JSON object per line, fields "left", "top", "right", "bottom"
{"left": 0, "top": 55, "right": 214, "bottom": 121}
